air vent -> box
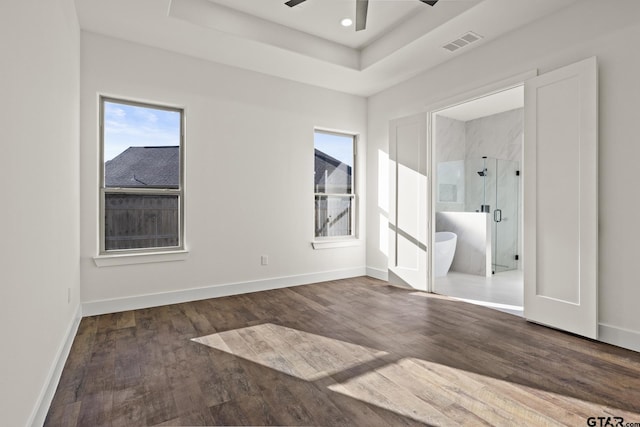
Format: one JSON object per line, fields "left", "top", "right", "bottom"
{"left": 442, "top": 31, "right": 483, "bottom": 52}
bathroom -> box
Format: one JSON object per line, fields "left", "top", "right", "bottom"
{"left": 432, "top": 86, "right": 524, "bottom": 315}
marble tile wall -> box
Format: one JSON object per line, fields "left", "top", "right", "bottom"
{"left": 437, "top": 109, "right": 523, "bottom": 213}
{"left": 465, "top": 157, "right": 493, "bottom": 214}
{"left": 435, "top": 115, "right": 466, "bottom": 161}
{"left": 435, "top": 115, "right": 466, "bottom": 212}
{"left": 437, "top": 160, "right": 465, "bottom": 210}
{"left": 464, "top": 108, "right": 524, "bottom": 162}
{"left": 436, "top": 212, "right": 492, "bottom": 277}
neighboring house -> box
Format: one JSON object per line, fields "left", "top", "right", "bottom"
{"left": 314, "top": 148, "right": 352, "bottom": 194}
{"left": 104, "top": 146, "right": 180, "bottom": 250}
{"left": 104, "top": 146, "right": 351, "bottom": 241}
{"left": 314, "top": 149, "right": 353, "bottom": 237}
{"left": 105, "top": 146, "right": 179, "bottom": 188}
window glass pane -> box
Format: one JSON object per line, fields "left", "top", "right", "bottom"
{"left": 104, "top": 101, "right": 181, "bottom": 189}
{"left": 315, "top": 195, "right": 353, "bottom": 237}
{"left": 105, "top": 194, "right": 179, "bottom": 250}
{"left": 314, "top": 131, "right": 353, "bottom": 194}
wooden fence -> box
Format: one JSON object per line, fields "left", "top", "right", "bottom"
{"left": 104, "top": 194, "right": 179, "bottom": 250}
{"left": 315, "top": 196, "right": 352, "bottom": 237}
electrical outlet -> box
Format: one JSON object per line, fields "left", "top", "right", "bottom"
{"left": 261, "top": 255, "right": 269, "bottom": 266}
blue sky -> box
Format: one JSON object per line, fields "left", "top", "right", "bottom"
{"left": 104, "top": 101, "right": 181, "bottom": 161}
{"left": 314, "top": 131, "right": 354, "bottom": 166}
{"left": 104, "top": 103, "right": 353, "bottom": 166}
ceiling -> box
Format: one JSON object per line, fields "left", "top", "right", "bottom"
{"left": 75, "top": 0, "right": 579, "bottom": 96}
{"left": 206, "top": 0, "right": 436, "bottom": 50}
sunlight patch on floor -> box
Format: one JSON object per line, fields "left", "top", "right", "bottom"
{"left": 193, "top": 323, "right": 640, "bottom": 425}
{"left": 328, "top": 357, "right": 640, "bottom": 426}
{"left": 192, "top": 323, "right": 388, "bottom": 381}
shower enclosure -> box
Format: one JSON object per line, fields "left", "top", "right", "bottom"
{"left": 467, "top": 157, "right": 520, "bottom": 273}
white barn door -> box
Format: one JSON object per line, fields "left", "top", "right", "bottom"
{"left": 523, "top": 57, "right": 598, "bottom": 338}
{"left": 388, "top": 113, "right": 429, "bottom": 291}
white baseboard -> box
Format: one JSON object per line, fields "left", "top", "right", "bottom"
{"left": 598, "top": 323, "right": 640, "bottom": 353}
{"left": 29, "top": 304, "right": 82, "bottom": 427}
{"left": 83, "top": 267, "right": 367, "bottom": 316}
{"left": 366, "top": 266, "right": 388, "bottom": 281}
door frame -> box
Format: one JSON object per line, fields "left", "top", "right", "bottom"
{"left": 424, "top": 70, "right": 538, "bottom": 293}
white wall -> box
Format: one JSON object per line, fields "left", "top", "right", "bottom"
{"left": 366, "top": 0, "right": 640, "bottom": 348}
{"left": 80, "top": 33, "right": 367, "bottom": 310}
{"left": 0, "top": 0, "right": 81, "bottom": 425}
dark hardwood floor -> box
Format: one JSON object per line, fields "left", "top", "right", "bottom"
{"left": 45, "top": 276, "right": 640, "bottom": 426}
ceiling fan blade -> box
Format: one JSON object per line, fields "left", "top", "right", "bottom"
{"left": 419, "top": 0, "right": 439, "bottom": 5}
{"left": 356, "top": 0, "right": 368, "bottom": 31}
{"left": 285, "top": 0, "right": 307, "bottom": 7}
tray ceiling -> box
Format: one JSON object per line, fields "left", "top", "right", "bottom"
{"left": 75, "top": 0, "right": 579, "bottom": 96}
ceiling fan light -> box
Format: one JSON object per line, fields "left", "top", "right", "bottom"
{"left": 340, "top": 18, "right": 353, "bottom": 27}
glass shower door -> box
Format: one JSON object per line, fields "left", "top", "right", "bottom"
{"left": 493, "top": 159, "right": 519, "bottom": 273}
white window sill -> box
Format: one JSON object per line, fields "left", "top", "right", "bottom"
{"left": 312, "top": 239, "right": 361, "bottom": 250}
{"left": 93, "top": 250, "right": 189, "bottom": 267}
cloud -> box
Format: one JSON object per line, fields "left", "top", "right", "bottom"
{"left": 103, "top": 101, "right": 181, "bottom": 160}
{"left": 134, "top": 108, "right": 158, "bottom": 124}
{"left": 105, "top": 104, "right": 126, "bottom": 119}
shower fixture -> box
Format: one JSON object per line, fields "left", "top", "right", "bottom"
{"left": 477, "top": 168, "right": 487, "bottom": 177}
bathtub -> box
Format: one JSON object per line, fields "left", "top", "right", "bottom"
{"left": 434, "top": 231, "right": 457, "bottom": 277}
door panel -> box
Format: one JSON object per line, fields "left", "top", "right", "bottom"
{"left": 397, "top": 163, "right": 420, "bottom": 269}
{"left": 524, "top": 57, "right": 598, "bottom": 338}
{"left": 389, "top": 113, "right": 428, "bottom": 290}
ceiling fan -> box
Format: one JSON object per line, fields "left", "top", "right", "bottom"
{"left": 285, "top": 0, "right": 439, "bottom": 31}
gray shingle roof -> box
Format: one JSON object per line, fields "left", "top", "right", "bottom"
{"left": 105, "top": 146, "right": 179, "bottom": 188}
{"left": 105, "top": 146, "right": 348, "bottom": 191}
{"left": 314, "top": 149, "right": 352, "bottom": 193}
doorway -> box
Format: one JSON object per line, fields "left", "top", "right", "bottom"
{"left": 430, "top": 85, "right": 524, "bottom": 315}
{"left": 389, "top": 59, "right": 597, "bottom": 337}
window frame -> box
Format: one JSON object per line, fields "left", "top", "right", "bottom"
{"left": 313, "top": 129, "right": 358, "bottom": 241}
{"left": 98, "top": 96, "right": 185, "bottom": 255}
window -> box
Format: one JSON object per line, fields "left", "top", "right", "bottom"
{"left": 314, "top": 130, "right": 356, "bottom": 238}
{"left": 100, "top": 97, "right": 184, "bottom": 254}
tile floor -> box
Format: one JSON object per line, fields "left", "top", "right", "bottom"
{"left": 434, "top": 269, "right": 524, "bottom": 316}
